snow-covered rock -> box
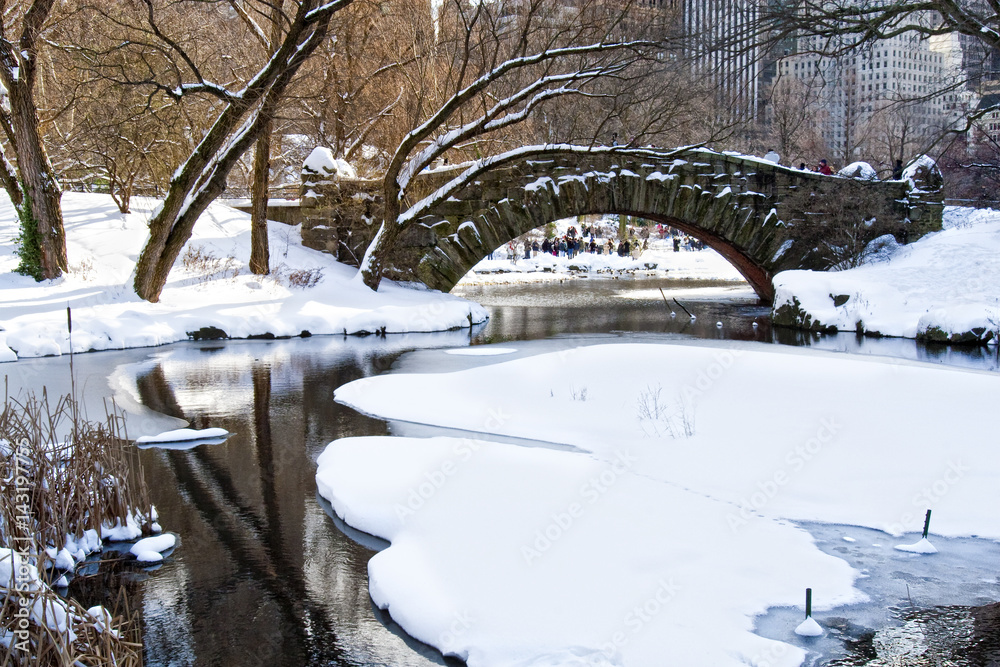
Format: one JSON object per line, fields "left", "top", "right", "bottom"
{"left": 302, "top": 146, "right": 357, "bottom": 179}
{"left": 837, "top": 161, "right": 877, "bottom": 180}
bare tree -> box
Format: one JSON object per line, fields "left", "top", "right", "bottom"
{"left": 0, "top": 0, "right": 67, "bottom": 280}
{"left": 356, "top": 0, "right": 673, "bottom": 290}
{"left": 73, "top": 0, "right": 355, "bottom": 302}
{"left": 763, "top": 75, "right": 826, "bottom": 162}
{"left": 232, "top": 0, "right": 286, "bottom": 276}
{"left": 289, "top": 0, "right": 435, "bottom": 174}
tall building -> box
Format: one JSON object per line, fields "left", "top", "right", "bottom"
{"left": 683, "top": 0, "right": 763, "bottom": 120}
{"left": 776, "top": 25, "right": 971, "bottom": 160}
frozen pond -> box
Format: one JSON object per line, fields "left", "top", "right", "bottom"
{"left": 3, "top": 277, "right": 998, "bottom": 666}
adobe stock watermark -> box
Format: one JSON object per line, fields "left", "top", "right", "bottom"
{"left": 520, "top": 449, "right": 636, "bottom": 565}
{"left": 727, "top": 416, "right": 842, "bottom": 533}
{"left": 679, "top": 347, "right": 745, "bottom": 403}
{"left": 437, "top": 609, "right": 475, "bottom": 653}
{"left": 392, "top": 408, "right": 511, "bottom": 523}
{"left": 600, "top": 577, "right": 681, "bottom": 659}
{"left": 885, "top": 458, "right": 969, "bottom": 535}
{"left": 7, "top": 437, "right": 37, "bottom": 652}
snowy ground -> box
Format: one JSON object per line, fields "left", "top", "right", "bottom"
{"left": 317, "top": 340, "right": 1000, "bottom": 667}
{"left": 0, "top": 193, "right": 487, "bottom": 362}
{"left": 773, "top": 206, "right": 1000, "bottom": 343}
{"left": 456, "top": 228, "right": 746, "bottom": 287}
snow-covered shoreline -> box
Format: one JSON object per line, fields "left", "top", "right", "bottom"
{"left": 0, "top": 193, "right": 488, "bottom": 362}
{"left": 772, "top": 206, "right": 1000, "bottom": 344}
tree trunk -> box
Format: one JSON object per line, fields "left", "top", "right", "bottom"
{"left": 9, "top": 78, "right": 66, "bottom": 279}
{"left": 358, "top": 185, "right": 403, "bottom": 290}
{"left": 133, "top": 169, "right": 232, "bottom": 302}
{"left": 250, "top": 124, "right": 271, "bottom": 275}
{"left": 131, "top": 0, "right": 344, "bottom": 303}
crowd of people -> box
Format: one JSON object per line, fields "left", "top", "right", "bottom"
{"left": 496, "top": 219, "right": 712, "bottom": 263}
{"left": 518, "top": 224, "right": 651, "bottom": 260}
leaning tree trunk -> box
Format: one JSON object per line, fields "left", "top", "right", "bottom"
{"left": 358, "top": 192, "right": 403, "bottom": 291}
{"left": 249, "top": 124, "right": 271, "bottom": 275}
{"left": 8, "top": 78, "right": 66, "bottom": 279}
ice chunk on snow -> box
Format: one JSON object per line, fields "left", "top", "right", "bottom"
{"left": 794, "top": 616, "right": 823, "bottom": 636}
{"left": 894, "top": 537, "right": 938, "bottom": 554}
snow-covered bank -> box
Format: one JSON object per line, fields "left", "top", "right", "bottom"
{"left": 318, "top": 342, "right": 1000, "bottom": 666}
{"left": 773, "top": 206, "right": 1000, "bottom": 343}
{"left": 0, "top": 193, "right": 487, "bottom": 361}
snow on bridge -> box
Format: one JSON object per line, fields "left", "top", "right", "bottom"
{"left": 297, "top": 147, "right": 944, "bottom": 303}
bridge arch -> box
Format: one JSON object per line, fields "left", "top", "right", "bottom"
{"left": 431, "top": 199, "right": 775, "bottom": 301}
{"left": 299, "top": 147, "right": 944, "bottom": 304}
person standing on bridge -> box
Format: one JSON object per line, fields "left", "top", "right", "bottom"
{"left": 892, "top": 159, "right": 904, "bottom": 180}
{"left": 817, "top": 159, "right": 834, "bottom": 175}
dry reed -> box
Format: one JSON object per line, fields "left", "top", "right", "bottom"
{"left": 1, "top": 385, "right": 150, "bottom": 666}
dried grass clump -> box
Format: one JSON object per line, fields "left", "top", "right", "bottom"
{"left": 0, "top": 578, "right": 143, "bottom": 667}
{"left": 287, "top": 267, "right": 324, "bottom": 288}
{"left": 1, "top": 388, "right": 151, "bottom": 666}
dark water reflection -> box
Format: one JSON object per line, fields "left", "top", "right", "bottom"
{"left": 121, "top": 336, "right": 473, "bottom": 667}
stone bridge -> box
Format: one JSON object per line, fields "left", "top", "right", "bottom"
{"left": 297, "top": 147, "right": 944, "bottom": 303}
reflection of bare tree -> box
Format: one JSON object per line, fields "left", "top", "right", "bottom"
{"left": 133, "top": 362, "right": 346, "bottom": 665}
{"left": 134, "top": 365, "right": 186, "bottom": 421}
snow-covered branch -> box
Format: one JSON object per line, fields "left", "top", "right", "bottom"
{"left": 397, "top": 61, "right": 633, "bottom": 192}
{"left": 388, "top": 38, "right": 660, "bottom": 195}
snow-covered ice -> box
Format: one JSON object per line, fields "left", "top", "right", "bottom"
{"left": 134, "top": 427, "right": 229, "bottom": 444}
{"left": 318, "top": 341, "right": 1000, "bottom": 666}
{"left": 134, "top": 427, "right": 230, "bottom": 449}
{"left": 444, "top": 347, "right": 518, "bottom": 356}
{"left": 130, "top": 534, "right": 177, "bottom": 563}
